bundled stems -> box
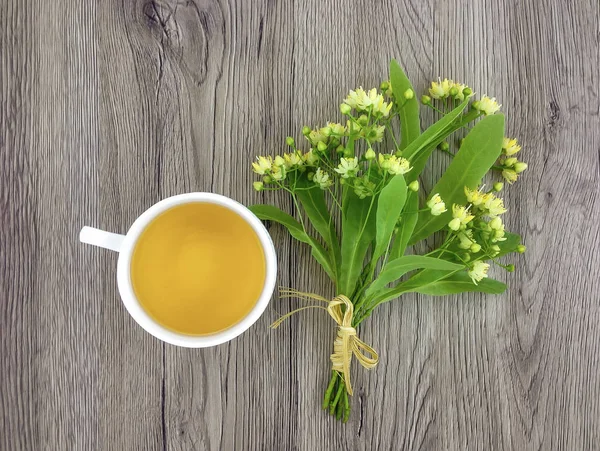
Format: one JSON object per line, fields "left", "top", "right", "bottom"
{"left": 323, "top": 371, "right": 351, "bottom": 422}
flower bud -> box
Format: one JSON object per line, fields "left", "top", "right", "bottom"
{"left": 307, "top": 172, "right": 315, "bottom": 181}
{"left": 517, "top": 244, "right": 526, "bottom": 254}
{"left": 321, "top": 126, "right": 332, "bottom": 136}
{"left": 404, "top": 89, "right": 414, "bottom": 100}
{"left": 340, "top": 103, "right": 352, "bottom": 115}
{"left": 365, "top": 148, "right": 376, "bottom": 160}
{"left": 380, "top": 81, "right": 390, "bottom": 91}
{"left": 302, "top": 126, "right": 311, "bottom": 136}
{"left": 470, "top": 243, "right": 481, "bottom": 253}
{"left": 358, "top": 115, "right": 369, "bottom": 126}
{"left": 471, "top": 100, "right": 480, "bottom": 110}
{"left": 449, "top": 87, "right": 459, "bottom": 97}
{"left": 504, "top": 157, "right": 518, "bottom": 167}
{"left": 286, "top": 136, "right": 295, "bottom": 147}
{"left": 336, "top": 145, "right": 345, "bottom": 154}
{"left": 317, "top": 141, "right": 328, "bottom": 152}
{"left": 439, "top": 141, "right": 449, "bottom": 151}
{"left": 463, "top": 87, "right": 473, "bottom": 96}
{"left": 263, "top": 175, "right": 272, "bottom": 183}
{"left": 421, "top": 95, "right": 431, "bottom": 105}
{"left": 493, "top": 182, "right": 504, "bottom": 192}
{"left": 489, "top": 217, "right": 502, "bottom": 230}
{"left": 506, "top": 264, "right": 515, "bottom": 272}
{"left": 514, "top": 162, "right": 528, "bottom": 173}
{"left": 408, "top": 180, "right": 419, "bottom": 192}
{"left": 343, "top": 148, "right": 354, "bottom": 158}
{"left": 395, "top": 150, "right": 403, "bottom": 157}
{"left": 253, "top": 181, "right": 264, "bottom": 191}
{"left": 461, "top": 252, "right": 471, "bottom": 262}
{"left": 340, "top": 178, "right": 346, "bottom": 185}
{"left": 448, "top": 218, "right": 461, "bottom": 231}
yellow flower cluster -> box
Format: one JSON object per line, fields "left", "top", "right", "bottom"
{"left": 252, "top": 150, "right": 320, "bottom": 190}
{"left": 428, "top": 78, "right": 473, "bottom": 101}
{"left": 464, "top": 186, "right": 507, "bottom": 217}
{"left": 342, "top": 87, "right": 393, "bottom": 118}
{"left": 427, "top": 194, "right": 447, "bottom": 216}
{"left": 473, "top": 96, "right": 501, "bottom": 115}
{"left": 378, "top": 153, "right": 412, "bottom": 175}
{"left": 499, "top": 137, "right": 527, "bottom": 184}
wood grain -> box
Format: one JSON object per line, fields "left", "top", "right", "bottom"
{"left": 1, "top": 0, "right": 599, "bottom": 449}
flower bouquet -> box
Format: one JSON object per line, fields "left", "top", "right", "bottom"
{"left": 249, "top": 60, "right": 527, "bottom": 422}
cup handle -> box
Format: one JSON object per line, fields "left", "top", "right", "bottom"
{"left": 80, "top": 226, "right": 125, "bottom": 252}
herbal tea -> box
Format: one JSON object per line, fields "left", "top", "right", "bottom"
{"left": 130, "top": 202, "right": 266, "bottom": 335}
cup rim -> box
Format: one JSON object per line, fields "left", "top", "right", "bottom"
{"left": 116, "top": 192, "right": 277, "bottom": 348}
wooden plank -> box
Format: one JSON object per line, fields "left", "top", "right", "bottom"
{"left": 0, "top": 0, "right": 599, "bottom": 449}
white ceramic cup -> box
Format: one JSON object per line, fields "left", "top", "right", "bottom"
{"left": 80, "top": 193, "right": 277, "bottom": 348}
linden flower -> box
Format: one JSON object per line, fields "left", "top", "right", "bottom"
{"left": 468, "top": 261, "right": 490, "bottom": 285}
{"left": 252, "top": 156, "right": 273, "bottom": 175}
{"left": 274, "top": 155, "right": 286, "bottom": 168}
{"left": 483, "top": 195, "right": 507, "bottom": 217}
{"left": 344, "top": 87, "right": 367, "bottom": 110}
{"left": 283, "top": 152, "right": 304, "bottom": 168}
{"left": 429, "top": 78, "right": 452, "bottom": 99}
{"left": 386, "top": 156, "right": 411, "bottom": 175}
{"left": 303, "top": 150, "right": 319, "bottom": 166}
{"left": 327, "top": 122, "right": 346, "bottom": 136}
{"left": 369, "top": 125, "right": 386, "bottom": 143}
{"left": 453, "top": 82, "right": 472, "bottom": 101}
{"left": 475, "top": 96, "right": 501, "bottom": 115}
{"left": 427, "top": 193, "right": 447, "bottom": 216}
{"left": 361, "top": 89, "right": 393, "bottom": 117}
{"left": 502, "top": 169, "right": 518, "bottom": 184}
{"left": 448, "top": 204, "right": 475, "bottom": 231}
{"left": 313, "top": 168, "right": 332, "bottom": 189}
{"left": 334, "top": 157, "right": 359, "bottom": 179}
{"left": 271, "top": 164, "right": 286, "bottom": 181}
{"left": 502, "top": 137, "right": 521, "bottom": 156}
{"left": 308, "top": 129, "right": 328, "bottom": 146}
{"left": 464, "top": 186, "right": 486, "bottom": 206}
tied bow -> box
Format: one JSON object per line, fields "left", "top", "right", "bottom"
{"left": 271, "top": 289, "right": 379, "bottom": 395}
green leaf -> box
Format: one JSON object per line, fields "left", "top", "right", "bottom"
{"left": 249, "top": 204, "right": 311, "bottom": 244}
{"left": 339, "top": 190, "right": 377, "bottom": 296}
{"left": 415, "top": 271, "right": 507, "bottom": 295}
{"left": 295, "top": 180, "right": 341, "bottom": 280}
{"left": 371, "top": 268, "right": 458, "bottom": 304}
{"left": 249, "top": 204, "right": 335, "bottom": 280}
{"left": 410, "top": 114, "right": 505, "bottom": 244}
{"left": 373, "top": 175, "right": 407, "bottom": 261}
{"left": 389, "top": 59, "right": 420, "bottom": 149}
{"left": 365, "top": 256, "right": 463, "bottom": 298}
{"left": 403, "top": 98, "right": 470, "bottom": 184}
{"left": 388, "top": 190, "right": 418, "bottom": 260}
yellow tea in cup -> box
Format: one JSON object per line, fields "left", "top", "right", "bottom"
{"left": 130, "top": 202, "right": 266, "bottom": 335}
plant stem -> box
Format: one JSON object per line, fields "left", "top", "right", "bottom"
{"left": 343, "top": 390, "right": 350, "bottom": 422}
{"left": 329, "top": 379, "right": 345, "bottom": 414}
{"left": 323, "top": 371, "right": 338, "bottom": 409}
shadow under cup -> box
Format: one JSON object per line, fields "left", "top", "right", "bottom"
{"left": 129, "top": 201, "right": 269, "bottom": 337}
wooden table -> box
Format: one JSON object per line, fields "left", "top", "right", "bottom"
{"left": 2, "top": 0, "right": 599, "bottom": 449}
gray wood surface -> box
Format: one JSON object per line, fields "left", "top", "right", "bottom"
{"left": 2, "top": 0, "right": 599, "bottom": 449}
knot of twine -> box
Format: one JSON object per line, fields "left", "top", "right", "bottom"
{"left": 271, "top": 289, "right": 379, "bottom": 395}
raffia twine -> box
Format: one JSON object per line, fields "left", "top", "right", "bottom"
{"left": 271, "top": 288, "right": 379, "bottom": 395}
